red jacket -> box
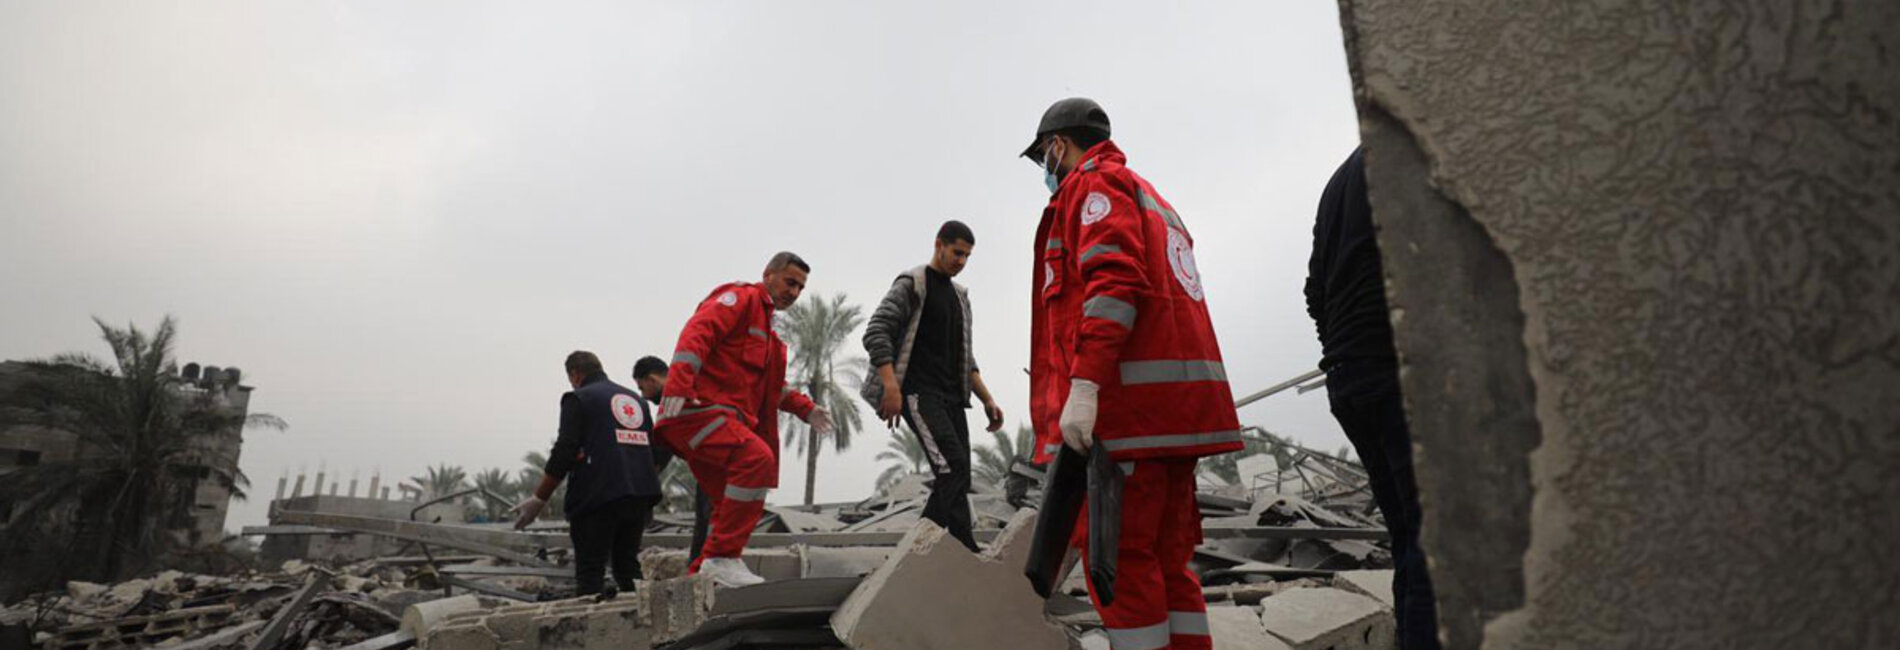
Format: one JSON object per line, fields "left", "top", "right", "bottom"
{"left": 1030, "top": 141, "right": 1243, "bottom": 464}
{"left": 665, "top": 281, "right": 818, "bottom": 483}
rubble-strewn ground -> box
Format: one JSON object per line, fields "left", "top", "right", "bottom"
{"left": 1, "top": 439, "right": 1398, "bottom": 649}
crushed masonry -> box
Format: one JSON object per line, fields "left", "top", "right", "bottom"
{"left": 0, "top": 426, "right": 1400, "bottom": 649}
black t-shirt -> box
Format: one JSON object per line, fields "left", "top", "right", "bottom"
{"left": 902, "top": 267, "right": 963, "bottom": 398}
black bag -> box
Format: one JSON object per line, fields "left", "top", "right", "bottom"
{"left": 1087, "top": 448, "right": 1126, "bottom": 606}
{"left": 1023, "top": 445, "right": 1086, "bottom": 598}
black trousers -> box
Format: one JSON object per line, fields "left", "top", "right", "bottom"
{"left": 568, "top": 495, "right": 656, "bottom": 595}
{"left": 900, "top": 392, "right": 979, "bottom": 552}
{"left": 1327, "top": 359, "right": 1441, "bottom": 650}
{"left": 689, "top": 487, "right": 712, "bottom": 561}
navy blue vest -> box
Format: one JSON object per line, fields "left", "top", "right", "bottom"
{"left": 560, "top": 376, "right": 660, "bottom": 518}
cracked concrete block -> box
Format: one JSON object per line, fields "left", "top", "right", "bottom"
{"left": 1331, "top": 571, "right": 1395, "bottom": 610}
{"left": 830, "top": 510, "right": 1067, "bottom": 650}
{"left": 636, "top": 573, "right": 716, "bottom": 645}
{"left": 636, "top": 546, "right": 802, "bottom": 581}
{"left": 802, "top": 546, "right": 892, "bottom": 578}
{"left": 1258, "top": 588, "right": 1393, "bottom": 650}
{"left": 405, "top": 595, "right": 485, "bottom": 639}
{"left": 532, "top": 597, "right": 649, "bottom": 650}
{"left": 1339, "top": 0, "right": 1900, "bottom": 648}
{"left": 1209, "top": 605, "right": 1291, "bottom": 650}
{"left": 423, "top": 619, "right": 499, "bottom": 650}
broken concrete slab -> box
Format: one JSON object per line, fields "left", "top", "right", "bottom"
{"left": 636, "top": 547, "right": 804, "bottom": 583}
{"left": 1209, "top": 605, "right": 1292, "bottom": 650}
{"left": 420, "top": 596, "right": 649, "bottom": 650}
{"left": 1257, "top": 587, "right": 1393, "bottom": 650}
{"left": 1331, "top": 570, "right": 1395, "bottom": 610}
{"left": 830, "top": 509, "right": 1067, "bottom": 650}
{"left": 402, "top": 594, "right": 483, "bottom": 639}
{"left": 800, "top": 546, "right": 891, "bottom": 578}
{"left": 636, "top": 573, "right": 716, "bottom": 645}
{"left": 1340, "top": 0, "right": 1900, "bottom": 647}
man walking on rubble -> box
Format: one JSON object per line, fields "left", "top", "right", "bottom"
{"left": 862, "top": 220, "right": 1006, "bottom": 553}
{"left": 510, "top": 351, "right": 661, "bottom": 596}
{"left": 1305, "top": 147, "right": 1441, "bottom": 650}
{"left": 1023, "top": 97, "right": 1242, "bottom": 650}
{"left": 634, "top": 355, "right": 715, "bottom": 563}
{"left": 652, "top": 252, "right": 833, "bottom": 587}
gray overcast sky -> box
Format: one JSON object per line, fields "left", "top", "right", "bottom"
{"left": 0, "top": 1, "right": 1362, "bottom": 532}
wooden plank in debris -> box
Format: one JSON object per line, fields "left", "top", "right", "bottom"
{"left": 440, "top": 576, "right": 537, "bottom": 602}
{"left": 1200, "top": 525, "right": 1388, "bottom": 541}
{"left": 437, "top": 563, "right": 574, "bottom": 580}
{"left": 271, "top": 510, "right": 560, "bottom": 566}
{"left": 240, "top": 525, "right": 346, "bottom": 535}
{"left": 250, "top": 573, "right": 325, "bottom": 650}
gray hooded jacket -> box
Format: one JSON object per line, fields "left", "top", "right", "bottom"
{"left": 861, "top": 265, "right": 977, "bottom": 408}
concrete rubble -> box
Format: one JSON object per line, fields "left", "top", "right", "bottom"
{"left": 829, "top": 510, "right": 1066, "bottom": 650}
{"left": 0, "top": 429, "right": 1407, "bottom": 649}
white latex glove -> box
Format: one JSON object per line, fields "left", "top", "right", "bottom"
{"left": 809, "top": 407, "right": 835, "bottom": 435}
{"left": 1059, "top": 378, "right": 1100, "bottom": 452}
{"left": 508, "top": 496, "right": 547, "bottom": 530}
{"left": 659, "top": 396, "right": 686, "bottom": 420}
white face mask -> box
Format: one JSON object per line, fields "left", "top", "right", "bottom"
{"left": 1041, "top": 140, "right": 1064, "bottom": 194}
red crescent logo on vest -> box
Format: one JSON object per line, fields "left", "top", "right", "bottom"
{"left": 611, "top": 394, "right": 645, "bottom": 429}
{"left": 1167, "top": 228, "right": 1204, "bottom": 301}
{"left": 718, "top": 291, "right": 738, "bottom": 307}
{"left": 1081, "top": 192, "right": 1111, "bottom": 226}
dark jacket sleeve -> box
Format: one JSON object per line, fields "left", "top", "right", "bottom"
{"left": 543, "top": 392, "right": 583, "bottom": 479}
{"left": 863, "top": 275, "right": 915, "bottom": 369}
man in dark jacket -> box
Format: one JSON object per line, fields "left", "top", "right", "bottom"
{"left": 862, "top": 220, "right": 1003, "bottom": 553}
{"left": 1304, "top": 147, "right": 1440, "bottom": 650}
{"left": 511, "top": 351, "right": 661, "bottom": 596}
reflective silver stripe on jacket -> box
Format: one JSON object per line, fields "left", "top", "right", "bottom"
{"left": 1082, "top": 295, "right": 1137, "bottom": 329}
{"left": 1098, "top": 430, "right": 1242, "bottom": 453}
{"left": 680, "top": 404, "right": 740, "bottom": 418}
{"left": 1120, "top": 360, "right": 1226, "bottom": 385}
{"left": 688, "top": 417, "right": 727, "bottom": 449}
{"left": 1169, "top": 611, "right": 1210, "bottom": 636}
{"left": 672, "top": 350, "right": 703, "bottom": 371}
{"left": 1046, "top": 238, "right": 1063, "bottom": 251}
{"left": 1079, "top": 244, "right": 1122, "bottom": 265}
{"left": 747, "top": 327, "right": 769, "bottom": 339}
{"left": 724, "top": 485, "right": 769, "bottom": 502}
{"left": 1103, "top": 621, "right": 1168, "bottom": 650}
{"left": 1137, "top": 189, "right": 1187, "bottom": 231}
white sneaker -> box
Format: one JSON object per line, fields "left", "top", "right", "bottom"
{"left": 699, "top": 557, "right": 766, "bottom": 588}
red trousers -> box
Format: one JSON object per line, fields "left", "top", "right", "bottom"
{"left": 654, "top": 411, "right": 774, "bottom": 572}
{"left": 1071, "top": 458, "right": 1209, "bottom": 650}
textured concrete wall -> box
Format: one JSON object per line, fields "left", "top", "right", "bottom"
{"left": 1336, "top": 1, "right": 1900, "bottom": 648}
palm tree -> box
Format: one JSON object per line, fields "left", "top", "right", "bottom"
{"left": 973, "top": 424, "right": 1038, "bottom": 486}
{"left": 0, "top": 316, "right": 284, "bottom": 589}
{"left": 778, "top": 293, "right": 867, "bottom": 506}
{"left": 470, "top": 468, "right": 517, "bottom": 521}
{"left": 873, "top": 428, "right": 929, "bottom": 492}
{"left": 410, "top": 464, "right": 468, "bottom": 501}
{"left": 516, "top": 451, "right": 565, "bottom": 519}
{"left": 1200, "top": 428, "right": 1297, "bottom": 486}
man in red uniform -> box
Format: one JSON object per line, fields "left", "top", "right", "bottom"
{"left": 1022, "top": 98, "right": 1243, "bottom": 650}
{"left": 654, "top": 251, "right": 833, "bottom": 587}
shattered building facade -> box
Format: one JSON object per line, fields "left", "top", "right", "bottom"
{"left": 0, "top": 360, "right": 256, "bottom": 548}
